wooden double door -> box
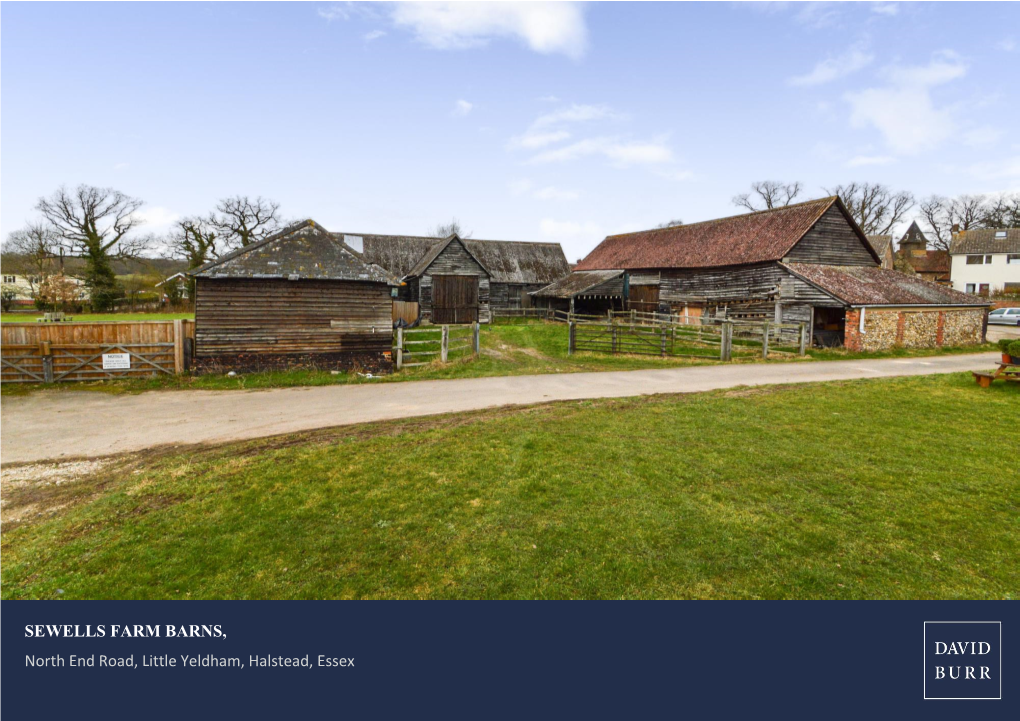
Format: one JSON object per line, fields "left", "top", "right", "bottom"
{"left": 432, "top": 275, "right": 479, "bottom": 324}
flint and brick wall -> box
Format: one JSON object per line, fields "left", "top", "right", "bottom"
{"left": 844, "top": 307, "right": 986, "bottom": 352}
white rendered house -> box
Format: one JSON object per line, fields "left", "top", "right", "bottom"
{"left": 949, "top": 228, "right": 1020, "bottom": 296}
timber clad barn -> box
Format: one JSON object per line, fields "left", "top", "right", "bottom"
{"left": 551, "top": 197, "right": 989, "bottom": 350}
{"left": 191, "top": 220, "right": 397, "bottom": 373}
{"left": 337, "top": 232, "right": 571, "bottom": 323}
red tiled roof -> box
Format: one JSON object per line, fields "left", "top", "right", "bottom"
{"left": 575, "top": 197, "right": 839, "bottom": 271}
{"left": 904, "top": 250, "right": 950, "bottom": 274}
{"left": 782, "top": 263, "right": 986, "bottom": 306}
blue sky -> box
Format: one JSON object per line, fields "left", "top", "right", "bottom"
{"left": 2, "top": 1, "right": 1018, "bottom": 262}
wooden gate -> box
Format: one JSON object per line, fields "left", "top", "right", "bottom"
{"left": 1, "top": 320, "right": 194, "bottom": 383}
{"left": 432, "top": 275, "right": 479, "bottom": 324}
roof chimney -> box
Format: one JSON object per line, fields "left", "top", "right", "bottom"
{"left": 951, "top": 223, "right": 960, "bottom": 234}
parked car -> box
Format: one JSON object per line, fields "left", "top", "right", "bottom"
{"left": 988, "top": 307, "right": 1020, "bottom": 326}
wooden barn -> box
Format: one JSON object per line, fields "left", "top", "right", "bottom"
{"left": 191, "top": 220, "right": 398, "bottom": 373}
{"left": 544, "top": 197, "right": 989, "bottom": 350}
{"left": 334, "top": 231, "right": 570, "bottom": 323}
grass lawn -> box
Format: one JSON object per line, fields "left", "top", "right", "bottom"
{"left": 0, "top": 319, "right": 998, "bottom": 395}
{"left": 2, "top": 373, "right": 1016, "bottom": 600}
{"left": 1, "top": 312, "right": 194, "bottom": 323}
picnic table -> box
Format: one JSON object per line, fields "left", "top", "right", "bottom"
{"left": 972, "top": 362, "right": 1020, "bottom": 387}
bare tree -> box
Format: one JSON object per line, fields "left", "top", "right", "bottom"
{"left": 980, "top": 193, "right": 1020, "bottom": 229}
{"left": 825, "top": 182, "right": 914, "bottom": 236}
{"left": 427, "top": 218, "right": 472, "bottom": 238}
{"left": 919, "top": 194, "right": 992, "bottom": 251}
{"left": 208, "top": 196, "right": 283, "bottom": 250}
{"left": 732, "top": 181, "right": 803, "bottom": 212}
{"left": 2, "top": 223, "right": 63, "bottom": 296}
{"left": 655, "top": 219, "right": 684, "bottom": 229}
{"left": 166, "top": 217, "right": 219, "bottom": 300}
{"left": 35, "top": 185, "right": 152, "bottom": 311}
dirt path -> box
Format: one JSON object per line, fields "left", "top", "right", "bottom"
{"left": 0, "top": 352, "right": 1000, "bottom": 464}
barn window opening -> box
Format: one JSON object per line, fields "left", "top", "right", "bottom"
{"left": 812, "top": 307, "right": 846, "bottom": 348}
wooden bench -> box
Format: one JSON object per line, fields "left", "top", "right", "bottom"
{"left": 973, "top": 363, "right": 1020, "bottom": 387}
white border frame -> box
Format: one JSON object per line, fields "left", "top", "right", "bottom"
{"left": 924, "top": 621, "right": 1002, "bottom": 700}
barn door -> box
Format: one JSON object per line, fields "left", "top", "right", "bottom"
{"left": 628, "top": 285, "right": 660, "bottom": 312}
{"left": 432, "top": 275, "right": 479, "bottom": 324}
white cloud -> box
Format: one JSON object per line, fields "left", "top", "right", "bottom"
{"left": 508, "top": 179, "right": 578, "bottom": 201}
{"left": 846, "top": 155, "right": 896, "bottom": 167}
{"left": 136, "top": 207, "right": 180, "bottom": 232}
{"left": 655, "top": 169, "right": 695, "bottom": 182}
{"left": 391, "top": 2, "right": 588, "bottom": 59}
{"left": 318, "top": 4, "right": 352, "bottom": 22}
{"left": 534, "top": 186, "right": 580, "bottom": 201}
{"left": 843, "top": 51, "right": 967, "bottom": 155}
{"left": 539, "top": 218, "right": 603, "bottom": 240}
{"left": 509, "top": 103, "right": 614, "bottom": 150}
{"left": 997, "top": 37, "right": 1016, "bottom": 52}
{"left": 871, "top": 3, "right": 899, "bottom": 16}
{"left": 510, "top": 130, "right": 572, "bottom": 150}
{"left": 451, "top": 99, "right": 473, "bottom": 117}
{"left": 527, "top": 137, "right": 673, "bottom": 166}
{"left": 788, "top": 47, "right": 874, "bottom": 86}
{"left": 968, "top": 156, "right": 1020, "bottom": 181}
{"left": 532, "top": 103, "right": 616, "bottom": 128}
{"left": 364, "top": 30, "right": 386, "bottom": 42}
{"left": 537, "top": 95, "right": 560, "bottom": 103}
{"left": 963, "top": 126, "right": 1004, "bottom": 147}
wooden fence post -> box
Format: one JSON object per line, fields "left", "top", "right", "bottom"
{"left": 720, "top": 322, "right": 732, "bottom": 362}
{"left": 40, "top": 341, "right": 54, "bottom": 383}
{"left": 660, "top": 325, "right": 667, "bottom": 357}
{"left": 611, "top": 324, "right": 618, "bottom": 353}
{"left": 441, "top": 325, "right": 449, "bottom": 362}
{"left": 568, "top": 321, "right": 576, "bottom": 355}
{"left": 472, "top": 322, "right": 480, "bottom": 356}
{"left": 799, "top": 323, "right": 808, "bottom": 356}
{"left": 396, "top": 326, "right": 404, "bottom": 369}
{"left": 762, "top": 321, "right": 770, "bottom": 359}
{"left": 173, "top": 319, "right": 184, "bottom": 374}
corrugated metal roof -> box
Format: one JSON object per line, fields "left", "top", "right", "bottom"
{"left": 782, "top": 263, "right": 987, "bottom": 306}
{"left": 193, "top": 220, "right": 397, "bottom": 284}
{"left": 949, "top": 228, "right": 1020, "bottom": 255}
{"left": 334, "top": 232, "right": 570, "bottom": 283}
{"left": 531, "top": 270, "right": 624, "bottom": 298}
{"left": 575, "top": 196, "right": 839, "bottom": 271}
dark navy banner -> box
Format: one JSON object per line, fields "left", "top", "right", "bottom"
{"left": 2, "top": 601, "right": 1015, "bottom": 719}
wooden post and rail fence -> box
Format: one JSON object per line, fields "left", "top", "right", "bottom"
{"left": 1, "top": 320, "right": 195, "bottom": 384}
{"left": 394, "top": 322, "right": 481, "bottom": 370}
{"left": 568, "top": 315, "right": 807, "bottom": 361}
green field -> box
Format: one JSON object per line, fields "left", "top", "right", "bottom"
{"left": 0, "top": 319, "right": 997, "bottom": 395}
{"left": 1, "top": 312, "right": 194, "bottom": 323}
{"left": 3, "top": 373, "right": 1016, "bottom": 600}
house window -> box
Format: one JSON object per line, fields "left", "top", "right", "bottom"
{"left": 987, "top": 255, "right": 993, "bottom": 264}
{"left": 979, "top": 284, "right": 990, "bottom": 297}
{"left": 2, "top": 275, "right": 15, "bottom": 283}
{"left": 966, "top": 255, "right": 984, "bottom": 264}
{"left": 1008, "top": 254, "right": 1020, "bottom": 264}
{"left": 995, "top": 231, "right": 1007, "bottom": 238}
{"left": 965, "top": 284, "right": 976, "bottom": 294}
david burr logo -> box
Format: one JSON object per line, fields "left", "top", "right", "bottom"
{"left": 924, "top": 621, "right": 1001, "bottom": 700}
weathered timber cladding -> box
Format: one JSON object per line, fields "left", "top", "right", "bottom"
{"left": 195, "top": 278, "right": 392, "bottom": 358}
{"left": 657, "top": 263, "right": 842, "bottom": 307}
{"left": 417, "top": 238, "right": 491, "bottom": 323}
{"left": 786, "top": 205, "right": 878, "bottom": 266}
{"left": 489, "top": 282, "right": 545, "bottom": 309}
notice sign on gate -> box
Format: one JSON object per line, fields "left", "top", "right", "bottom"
{"left": 102, "top": 353, "right": 131, "bottom": 370}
